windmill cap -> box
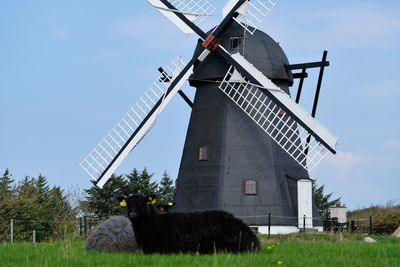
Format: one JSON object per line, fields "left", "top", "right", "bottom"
{"left": 190, "top": 21, "right": 293, "bottom": 85}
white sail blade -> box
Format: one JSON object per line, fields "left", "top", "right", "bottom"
{"left": 80, "top": 57, "right": 189, "bottom": 188}
{"left": 147, "top": 0, "right": 215, "bottom": 34}
{"left": 219, "top": 54, "right": 338, "bottom": 171}
{"left": 222, "top": 0, "right": 249, "bottom": 18}
{"left": 230, "top": 0, "right": 279, "bottom": 34}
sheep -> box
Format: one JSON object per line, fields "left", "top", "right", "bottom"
{"left": 85, "top": 215, "right": 138, "bottom": 252}
{"left": 118, "top": 193, "right": 260, "bottom": 254}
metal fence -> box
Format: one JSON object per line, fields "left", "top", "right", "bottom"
{"left": 235, "top": 213, "right": 375, "bottom": 236}
{"left": 0, "top": 217, "right": 108, "bottom": 243}
{"left": 0, "top": 214, "right": 377, "bottom": 243}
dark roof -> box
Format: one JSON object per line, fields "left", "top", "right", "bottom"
{"left": 190, "top": 22, "right": 293, "bottom": 85}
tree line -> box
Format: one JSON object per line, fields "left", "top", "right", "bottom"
{"left": 0, "top": 168, "right": 174, "bottom": 242}
{"left": 0, "top": 169, "right": 76, "bottom": 242}
{"left": 0, "top": 167, "right": 339, "bottom": 242}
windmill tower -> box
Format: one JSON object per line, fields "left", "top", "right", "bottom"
{"left": 80, "top": 0, "right": 338, "bottom": 233}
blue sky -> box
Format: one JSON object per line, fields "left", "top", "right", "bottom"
{"left": 1, "top": 0, "right": 399, "bottom": 210}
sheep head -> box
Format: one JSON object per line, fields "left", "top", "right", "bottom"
{"left": 117, "top": 193, "right": 157, "bottom": 219}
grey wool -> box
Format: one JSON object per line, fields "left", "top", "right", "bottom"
{"left": 85, "top": 215, "right": 138, "bottom": 252}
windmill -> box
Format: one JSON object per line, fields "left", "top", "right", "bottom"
{"left": 80, "top": 0, "right": 338, "bottom": 233}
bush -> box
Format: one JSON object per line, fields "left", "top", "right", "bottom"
{"left": 348, "top": 204, "right": 400, "bottom": 234}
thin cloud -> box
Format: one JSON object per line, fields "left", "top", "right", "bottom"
{"left": 314, "top": 140, "right": 400, "bottom": 209}
{"left": 318, "top": 151, "right": 364, "bottom": 179}
{"left": 324, "top": 5, "right": 400, "bottom": 50}
{"left": 268, "top": 4, "right": 400, "bottom": 51}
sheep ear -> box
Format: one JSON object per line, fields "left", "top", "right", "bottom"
{"left": 156, "top": 201, "right": 175, "bottom": 212}
{"left": 146, "top": 194, "right": 157, "bottom": 205}
{"left": 117, "top": 196, "right": 127, "bottom": 207}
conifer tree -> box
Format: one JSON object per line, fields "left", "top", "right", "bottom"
{"left": 48, "top": 186, "right": 77, "bottom": 239}
{"left": 0, "top": 169, "right": 15, "bottom": 241}
{"left": 81, "top": 174, "right": 127, "bottom": 218}
{"left": 125, "top": 168, "right": 158, "bottom": 196}
{"left": 157, "top": 171, "right": 175, "bottom": 203}
{"left": 313, "top": 182, "right": 341, "bottom": 217}
{"left": 0, "top": 169, "right": 14, "bottom": 198}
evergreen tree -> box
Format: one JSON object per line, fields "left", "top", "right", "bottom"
{"left": 81, "top": 174, "right": 128, "bottom": 218}
{"left": 34, "top": 174, "right": 53, "bottom": 241}
{"left": 313, "top": 182, "right": 341, "bottom": 217}
{"left": 36, "top": 174, "right": 50, "bottom": 202}
{"left": 48, "top": 186, "right": 73, "bottom": 218}
{"left": 0, "top": 169, "right": 14, "bottom": 198}
{"left": 14, "top": 176, "right": 41, "bottom": 241}
{"left": 125, "top": 168, "right": 158, "bottom": 196}
{"left": 47, "top": 186, "right": 77, "bottom": 239}
{"left": 0, "top": 169, "right": 15, "bottom": 241}
{"left": 157, "top": 171, "right": 175, "bottom": 203}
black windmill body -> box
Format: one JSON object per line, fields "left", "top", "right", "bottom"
{"left": 81, "top": 0, "right": 338, "bottom": 230}
{"left": 173, "top": 23, "right": 310, "bottom": 225}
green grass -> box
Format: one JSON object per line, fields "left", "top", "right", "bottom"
{"left": 1, "top": 234, "right": 399, "bottom": 267}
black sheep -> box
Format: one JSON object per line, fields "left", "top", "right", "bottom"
{"left": 118, "top": 193, "right": 260, "bottom": 254}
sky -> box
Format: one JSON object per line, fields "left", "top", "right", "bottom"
{"left": 1, "top": 0, "right": 399, "bottom": 210}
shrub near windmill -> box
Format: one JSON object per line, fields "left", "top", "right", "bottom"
{"left": 80, "top": 0, "right": 338, "bottom": 234}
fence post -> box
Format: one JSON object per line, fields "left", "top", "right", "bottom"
{"left": 10, "top": 219, "right": 14, "bottom": 243}
{"left": 84, "top": 216, "right": 87, "bottom": 237}
{"left": 89, "top": 218, "right": 92, "bottom": 233}
{"left": 79, "top": 217, "right": 83, "bottom": 236}
{"left": 64, "top": 224, "right": 67, "bottom": 240}
{"left": 324, "top": 213, "right": 329, "bottom": 232}
{"left": 303, "top": 215, "right": 306, "bottom": 232}
{"left": 33, "top": 230, "right": 36, "bottom": 243}
{"left": 351, "top": 220, "right": 355, "bottom": 233}
{"left": 268, "top": 213, "right": 271, "bottom": 237}
{"left": 369, "top": 216, "right": 372, "bottom": 235}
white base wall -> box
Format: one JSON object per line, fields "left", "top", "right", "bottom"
{"left": 298, "top": 179, "right": 313, "bottom": 228}
{"left": 253, "top": 226, "right": 324, "bottom": 235}
{"left": 314, "top": 226, "right": 323, "bottom": 232}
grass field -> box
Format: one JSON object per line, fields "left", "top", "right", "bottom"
{"left": 0, "top": 234, "right": 399, "bottom": 267}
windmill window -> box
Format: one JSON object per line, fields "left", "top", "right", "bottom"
{"left": 198, "top": 146, "right": 209, "bottom": 161}
{"left": 245, "top": 179, "right": 257, "bottom": 195}
{"left": 230, "top": 37, "right": 242, "bottom": 54}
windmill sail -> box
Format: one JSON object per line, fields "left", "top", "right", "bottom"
{"left": 147, "top": 0, "right": 215, "bottom": 34}
{"left": 80, "top": 57, "right": 189, "bottom": 188}
{"left": 224, "top": 0, "right": 280, "bottom": 34}
{"left": 219, "top": 53, "right": 338, "bottom": 170}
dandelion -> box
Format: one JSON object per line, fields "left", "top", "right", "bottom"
{"left": 277, "top": 260, "right": 283, "bottom": 265}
